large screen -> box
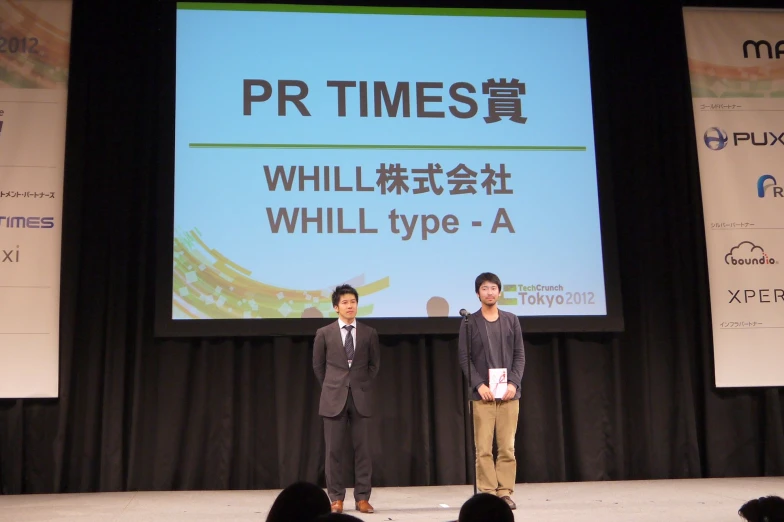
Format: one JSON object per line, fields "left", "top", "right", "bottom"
{"left": 156, "top": 2, "right": 623, "bottom": 336}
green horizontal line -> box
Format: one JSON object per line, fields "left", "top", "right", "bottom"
{"left": 177, "top": 3, "right": 585, "bottom": 19}
{"left": 189, "top": 143, "right": 586, "bottom": 151}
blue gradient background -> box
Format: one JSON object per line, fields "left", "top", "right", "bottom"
{"left": 174, "top": 7, "right": 608, "bottom": 317}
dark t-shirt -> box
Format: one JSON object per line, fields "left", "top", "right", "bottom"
{"left": 480, "top": 315, "right": 503, "bottom": 370}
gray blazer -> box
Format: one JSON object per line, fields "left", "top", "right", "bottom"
{"left": 313, "top": 320, "right": 381, "bottom": 417}
{"left": 458, "top": 309, "right": 526, "bottom": 401}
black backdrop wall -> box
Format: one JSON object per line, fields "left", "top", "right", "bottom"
{"left": 1, "top": 0, "right": 783, "bottom": 494}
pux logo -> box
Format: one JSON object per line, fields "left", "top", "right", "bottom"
{"left": 704, "top": 127, "right": 728, "bottom": 150}
{"left": 725, "top": 241, "right": 777, "bottom": 266}
{"left": 704, "top": 128, "right": 784, "bottom": 150}
{"left": 757, "top": 175, "right": 783, "bottom": 198}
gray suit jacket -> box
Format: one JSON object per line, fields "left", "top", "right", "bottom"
{"left": 313, "top": 320, "right": 381, "bottom": 418}
{"left": 458, "top": 309, "right": 526, "bottom": 401}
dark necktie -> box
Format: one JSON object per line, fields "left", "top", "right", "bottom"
{"left": 343, "top": 325, "right": 355, "bottom": 361}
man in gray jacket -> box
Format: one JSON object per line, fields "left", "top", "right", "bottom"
{"left": 458, "top": 272, "right": 526, "bottom": 510}
{"left": 313, "top": 284, "right": 380, "bottom": 515}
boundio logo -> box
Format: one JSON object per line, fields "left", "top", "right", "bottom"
{"left": 725, "top": 241, "right": 777, "bottom": 266}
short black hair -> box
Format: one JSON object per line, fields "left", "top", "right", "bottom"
{"left": 265, "top": 481, "right": 331, "bottom": 522}
{"left": 332, "top": 284, "right": 359, "bottom": 307}
{"left": 458, "top": 493, "right": 514, "bottom": 522}
{"left": 475, "top": 272, "right": 502, "bottom": 294}
{"left": 739, "top": 496, "right": 784, "bottom": 522}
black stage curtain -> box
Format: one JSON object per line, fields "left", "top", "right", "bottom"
{"left": 1, "top": 0, "right": 783, "bottom": 494}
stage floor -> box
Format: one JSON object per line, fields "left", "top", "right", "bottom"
{"left": 0, "top": 477, "right": 781, "bottom": 521}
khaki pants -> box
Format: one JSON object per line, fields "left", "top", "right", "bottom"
{"left": 472, "top": 399, "right": 519, "bottom": 496}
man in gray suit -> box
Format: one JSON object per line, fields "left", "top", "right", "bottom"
{"left": 313, "top": 284, "right": 381, "bottom": 515}
{"left": 458, "top": 272, "right": 526, "bottom": 511}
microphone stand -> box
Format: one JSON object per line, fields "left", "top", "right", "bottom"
{"left": 448, "top": 311, "right": 477, "bottom": 522}
{"left": 463, "top": 313, "right": 478, "bottom": 497}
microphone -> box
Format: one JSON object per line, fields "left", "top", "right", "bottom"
{"left": 459, "top": 309, "right": 471, "bottom": 317}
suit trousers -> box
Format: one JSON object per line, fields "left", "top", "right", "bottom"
{"left": 472, "top": 399, "right": 519, "bottom": 497}
{"left": 323, "top": 389, "right": 371, "bottom": 502}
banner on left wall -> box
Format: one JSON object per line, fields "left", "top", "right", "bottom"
{"left": 0, "top": 0, "right": 72, "bottom": 398}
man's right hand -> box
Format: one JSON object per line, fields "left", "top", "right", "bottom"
{"left": 477, "top": 384, "right": 494, "bottom": 402}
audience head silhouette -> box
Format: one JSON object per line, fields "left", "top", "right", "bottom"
{"left": 739, "top": 496, "right": 784, "bottom": 522}
{"left": 265, "top": 481, "right": 331, "bottom": 522}
{"left": 458, "top": 493, "right": 515, "bottom": 522}
{"left": 315, "top": 514, "right": 364, "bottom": 522}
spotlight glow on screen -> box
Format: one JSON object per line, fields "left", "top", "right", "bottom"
{"left": 173, "top": 3, "right": 609, "bottom": 322}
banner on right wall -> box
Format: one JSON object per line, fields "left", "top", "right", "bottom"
{"left": 683, "top": 7, "right": 784, "bottom": 387}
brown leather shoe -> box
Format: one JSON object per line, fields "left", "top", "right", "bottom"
{"left": 500, "top": 496, "right": 516, "bottom": 510}
{"left": 355, "top": 500, "right": 375, "bottom": 513}
{"left": 330, "top": 500, "right": 344, "bottom": 514}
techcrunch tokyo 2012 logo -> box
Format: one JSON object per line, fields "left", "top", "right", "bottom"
{"left": 498, "top": 283, "right": 598, "bottom": 308}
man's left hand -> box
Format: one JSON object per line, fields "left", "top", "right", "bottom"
{"left": 502, "top": 383, "right": 516, "bottom": 401}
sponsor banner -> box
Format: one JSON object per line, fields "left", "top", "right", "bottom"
{"left": 0, "top": 0, "right": 72, "bottom": 398}
{"left": 683, "top": 8, "right": 784, "bottom": 387}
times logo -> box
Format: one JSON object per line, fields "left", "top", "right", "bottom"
{"left": 0, "top": 216, "right": 54, "bottom": 228}
{"left": 725, "top": 241, "right": 777, "bottom": 266}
